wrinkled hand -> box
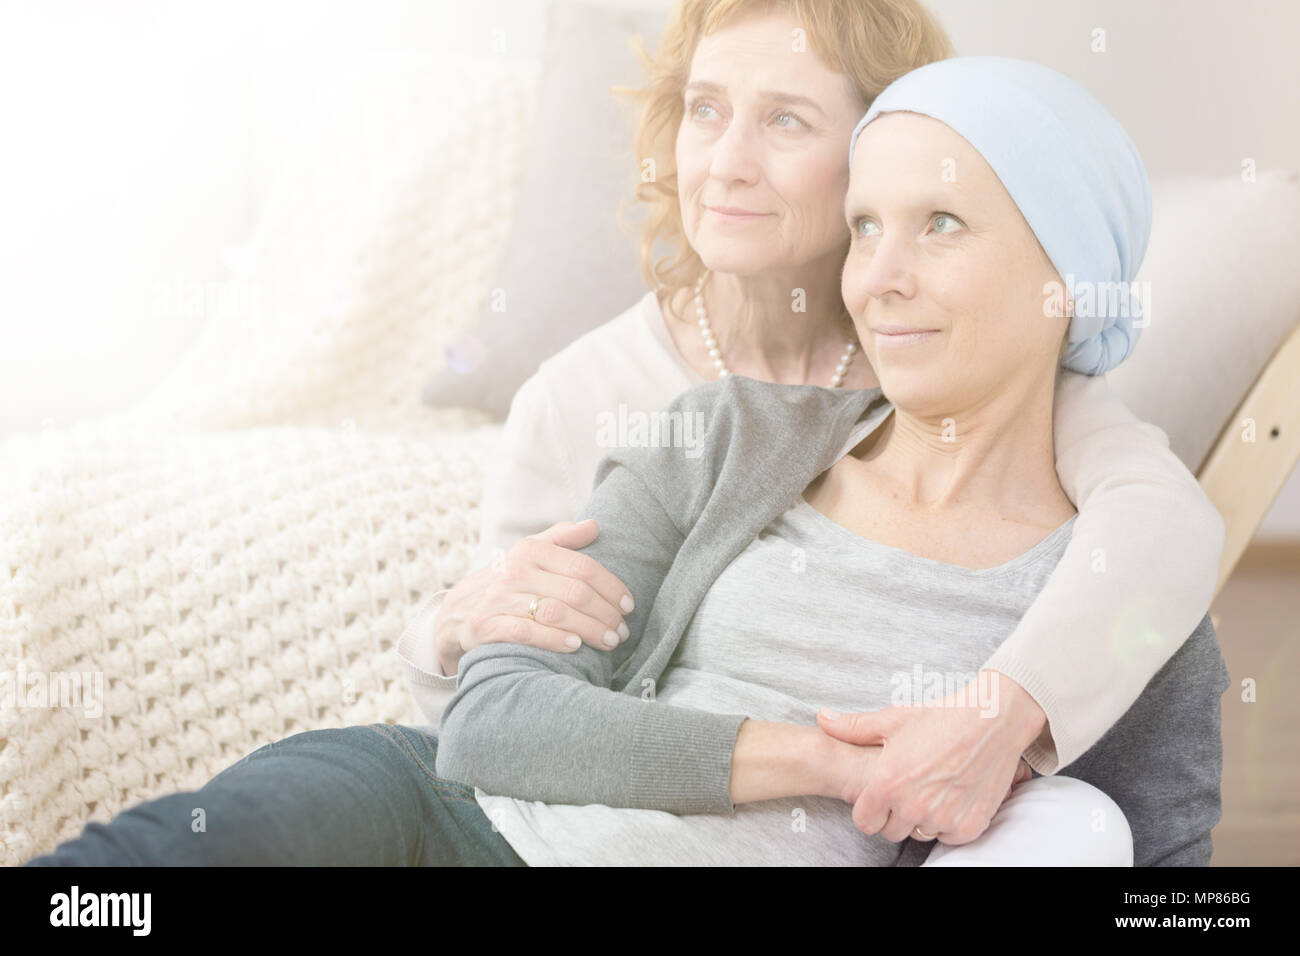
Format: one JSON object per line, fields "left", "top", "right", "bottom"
{"left": 434, "top": 519, "right": 635, "bottom": 676}
{"left": 818, "top": 681, "right": 1040, "bottom": 845}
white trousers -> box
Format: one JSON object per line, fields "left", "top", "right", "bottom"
{"left": 919, "top": 775, "right": 1133, "bottom": 866}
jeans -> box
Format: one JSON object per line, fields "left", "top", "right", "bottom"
{"left": 23, "top": 724, "right": 526, "bottom": 866}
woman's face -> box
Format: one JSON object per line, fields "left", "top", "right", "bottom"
{"left": 842, "top": 111, "right": 1069, "bottom": 415}
{"left": 675, "top": 11, "right": 867, "bottom": 276}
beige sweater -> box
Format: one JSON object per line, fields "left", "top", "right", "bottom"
{"left": 398, "top": 291, "right": 1225, "bottom": 774}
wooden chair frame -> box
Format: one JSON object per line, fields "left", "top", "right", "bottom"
{"left": 1197, "top": 319, "right": 1300, "bottom": 601}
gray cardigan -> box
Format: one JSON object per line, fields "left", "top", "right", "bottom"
{"left": 435, "top": 376, "right": 1229, "bottom": 866}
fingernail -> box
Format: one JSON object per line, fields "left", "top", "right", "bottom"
{"left": 820, "top": 707, "right": 841, "bottom": 720}
{"left": 603, "top": 630, "right": 619, "bottom": 647}
{"left": 564, "top": 634, "right": 581, "bottom": 649}
{"left": 620, "top": 594, "right": 634, "bottom": 613}
{"left": 617, "top": 621, "right": 629, "bottom": 639}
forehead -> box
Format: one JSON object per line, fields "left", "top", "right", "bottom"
{"left": 848, "top": 111, "right": 1000, "bottom": 198}
{"left": 689, "top": 10, "right": 849, "bottom": 95}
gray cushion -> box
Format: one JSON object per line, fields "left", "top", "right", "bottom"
{"left": 422, "top": 0, "right": 665, "bottom": 419}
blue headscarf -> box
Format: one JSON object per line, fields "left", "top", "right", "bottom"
{"left": 849, "top": 56, "right": 1152, "bottom": 375}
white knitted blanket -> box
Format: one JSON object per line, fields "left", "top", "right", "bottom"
{"left": 0, "top": 54, "right": 539, "bottom": 865}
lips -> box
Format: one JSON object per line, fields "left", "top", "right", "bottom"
{"left": 707, "top": 205, "right": 766, "bottom": 217}
{"left": 872, "top": 329, "right": 940, "bottom": 348}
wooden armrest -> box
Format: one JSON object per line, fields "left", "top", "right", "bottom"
{"left": 1197, "top": 319, "right": 1300, "bottom": 600}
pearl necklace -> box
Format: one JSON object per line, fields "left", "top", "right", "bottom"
{"left": 693, "top": 273, "right": 857, "bottom": 387}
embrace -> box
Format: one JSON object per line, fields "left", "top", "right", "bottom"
{"left": 28, "top": 0, "right": 1229, "bottom": 868}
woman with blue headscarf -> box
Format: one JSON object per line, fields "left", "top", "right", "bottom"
{"left": 26, "top": 52, "right": 1227, "bottom": 867}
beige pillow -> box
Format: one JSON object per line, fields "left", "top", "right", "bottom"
{"left": 1106, "top": 169, "right": 1300, "bottom": 473}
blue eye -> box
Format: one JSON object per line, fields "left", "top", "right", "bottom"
{"left": 853, "top": 218, "right": 880, "bottom": 238}
{"left": 688, "top": 99, "right": 718, "bottom": 120}
{"left": 933, "top": 213, "right": 965, "bottom": 233}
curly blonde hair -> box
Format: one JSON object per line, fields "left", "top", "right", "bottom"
{"left": 613, "top": 0, "right": 953, "bottom": 323}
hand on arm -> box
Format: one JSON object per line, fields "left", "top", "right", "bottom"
{"left": 728, "top": 720, "right": 869, "bottom": 804}
{"left": 432, "top": 368, "right": 638, "bottom": 678}
{"left": 815, "top": 670, "right": 1038, "bottom": 843}
{"left": 434, "top": 519, "right": 636, "bottom": 678}
{"left": 729, "top": 719, "right": 961, "bottom": 813}
{"left": 434, "top": 454, "right": 739, "bottom": 812}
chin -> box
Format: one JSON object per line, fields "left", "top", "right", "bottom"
{"left": 873, "top": 370, "right": 946, "bottom": 412}
{"left": 694, "top": 244, "right": 778, "bottom": 277}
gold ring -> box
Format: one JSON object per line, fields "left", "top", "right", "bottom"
{"left": 913, "top": 827, "right": 936, "bottom": 840}
{"left": 528, "top": 596, "right": 541, "bottom": 621}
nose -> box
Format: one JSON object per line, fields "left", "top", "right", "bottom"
{"left": 707, "top": 117, "right": 760, "bottom": 185}
{"left": 844, "top": 228, "right": 917, "bottom": 309}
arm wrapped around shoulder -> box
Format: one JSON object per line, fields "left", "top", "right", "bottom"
{"left": 986, "top": 369, "right": 1226, "bottom": 773}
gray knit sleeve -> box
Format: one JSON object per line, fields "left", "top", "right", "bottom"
{"left": 433, "top": 438, "right": 747, "bottom": 814}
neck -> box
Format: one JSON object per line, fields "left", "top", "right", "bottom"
{"left": 698, "top": 245, "right": 857, "bottom": 384}
{"left": 857, "top": 366, "right": 1070, "bottom": 521}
